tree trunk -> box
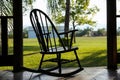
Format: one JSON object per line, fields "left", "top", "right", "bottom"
{"left": 73, "top": 21, "right": 76, "bottom": 43}
{"left": 64, "top": 0, "right": 70, "bottom": 37}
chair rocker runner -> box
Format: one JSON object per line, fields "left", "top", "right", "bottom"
{"left": 23, "top": 9, "right": 83, "bottom": 77}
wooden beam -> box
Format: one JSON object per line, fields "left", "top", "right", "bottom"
{"left": 1, "top": 17, "right": 8, "bottom": 56}
{"left": 13, "top": 0, "right": 23, "bottom": 72}
{"left": 107, "top": 0, "right": 117, "bottom": 70}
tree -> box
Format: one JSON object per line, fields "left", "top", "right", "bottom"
{"left": 97, "top": 28, "right": 106, "bottom": 36}
{"left": 0, "top": 0, "right": 35, "bottom": 16}
{"left": 117, "top": 27, "right": 120, "bottom": 36}
{"left": 51, "top": 0, "right": 99, "bottom": 27}
{"left": 23, "top": 27, "right": 28, "bottom": 38}
{"left": 80, "top": 27, "right": 93, "bottom": 37}
{"left": 75, "top": 27, "right": 93, "bottom": 37}
{"left": 47, "top": 0, "right": 70, "bottom": 36}
{"left": 64, "top": 0, "right": 70, "bottom": 33}
{"left": 0, "top": 0, "right": 13, "bottom": 31}
{"left": 49, "top": 0, "right": 99, "bottom": 42}
{"left": 0, "top": 0, "right": 35, "bottom": 33}
{"left": 0, "top": 0, "right": 12, "bottom": 16}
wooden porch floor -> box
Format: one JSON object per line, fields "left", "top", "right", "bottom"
{"left": 0, "top": 67, "right": 120, "bottom": 80}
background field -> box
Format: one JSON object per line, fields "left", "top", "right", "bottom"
{"left": 23, "top": 37, "right": 108, "bottom": 69}
{"left": 2, "top": 36, "right": 120, "bottom": 70}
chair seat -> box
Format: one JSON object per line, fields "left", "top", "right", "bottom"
{"left": 40, "top": 46, "right": 78, "bottom": 54}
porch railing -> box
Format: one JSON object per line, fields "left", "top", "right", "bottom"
{"left": 0, "top": 16, "right": 14, "bottom": 66}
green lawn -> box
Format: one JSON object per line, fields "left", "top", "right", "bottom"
{"left": 3, "top": 36, "right": 120, "bottom": 70}
{"left": 23, "top": 36, "right": 108, "bottom": 69}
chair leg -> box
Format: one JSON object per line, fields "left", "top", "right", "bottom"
{"left": 74, "top": 50, "right": 82, "bottom": 68}
{"left": 57, "top": 53, "right": 61, "bottom": 74}
{"left": 39, "top": 54, "right": 45, "bottom": 69}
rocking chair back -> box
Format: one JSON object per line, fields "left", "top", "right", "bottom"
{"left": 30, "top": 9, "right": 66, "bottom": 53}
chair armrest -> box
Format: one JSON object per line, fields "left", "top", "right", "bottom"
{"left": 58, "top": 29, "right": 78, "bottom": 49}
{"left": 58, "top": 29, "right": 78, "bottom": 35}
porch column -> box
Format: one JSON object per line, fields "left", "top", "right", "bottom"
{"left": 107, "top": 0, "right": 117, "bottom": 70}
{"left": 13, "top": 0, "right": 23, "bottom": 71}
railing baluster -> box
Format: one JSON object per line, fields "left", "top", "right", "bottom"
{"left": 1, "top": 17, "right": 8, "bottom": 56}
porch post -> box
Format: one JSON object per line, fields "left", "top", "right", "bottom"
{"left": 13, "top": 0, "right": 23, "bottom": 71}
{"left": 107, "top": 0, "right": 117, "bottom": 70}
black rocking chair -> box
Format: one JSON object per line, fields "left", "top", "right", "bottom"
{"left": 23, "top": 9, "right": 83, "bottom": 77}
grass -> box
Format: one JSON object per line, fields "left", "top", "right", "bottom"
{"left": 23, "top": 36, "right": 108, "bottom": 69}
{"left": 2, "top": 36, "right": 120, "bottom": 70}
{"left": 74, "top": 37, "right": 107, "bottom": 67}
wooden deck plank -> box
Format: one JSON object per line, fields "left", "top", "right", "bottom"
{"left": 0, "top": 67, "right": 120, "bottom": 80}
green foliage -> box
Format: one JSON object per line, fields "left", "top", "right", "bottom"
{"left": 0, "top": 0, "right": 35, "bottom": 16}
{"left": 0, "top": 0, "right": 35, "bottom": 34}
{"left": 117, "top": 27, "right": 120, "bottom": 36}
{"left": 0, "top": 0, "right": 13, "bottom": 16}
{"left": 48, "top": 0, "right": 99, "bottom": 28}
{"left": 76, "top": 28, "right": 106, "bottom": 37}
{"left": 23, "top": 27, "right": 28, "bottom": 38}
{"left": 97, "top": 28, "right": 106, "bottom": 36}
{"left": 76, "top": 27, "right": 93, "bottom": 37}
{"left": 8, "top": 32, "right": 13, "bottom": 38}
{"left": 23, "top": 0, "right": 36, "bottom": 13}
